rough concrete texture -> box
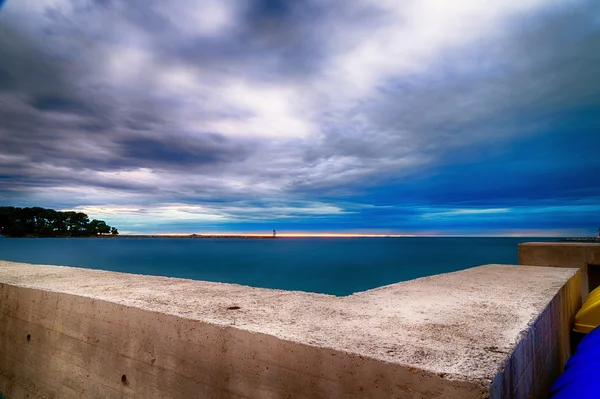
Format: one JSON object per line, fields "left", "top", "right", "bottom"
{"left": 519, "top": 242, "right": 600, "bottom": 299}
{"left": 0, "top": 261, "right": 580, "bottom": 399}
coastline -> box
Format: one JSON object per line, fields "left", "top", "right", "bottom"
{"left": 0, "top": 234, "right": 278, "bottom": 239}
{"left": 113, "top": 234, "right": 278, "bottom": 239}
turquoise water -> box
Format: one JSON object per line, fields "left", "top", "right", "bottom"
{"left": 0, "top": 237, "right": 558, "bottom": 295}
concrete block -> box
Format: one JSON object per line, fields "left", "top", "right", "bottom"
{"left": 519, "top": 242, "right": 600, "bottom": 299}
{"left": 0, "top": 260, "right": 580, "bottom": 398}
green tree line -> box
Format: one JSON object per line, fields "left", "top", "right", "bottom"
{"left": 0, "top": 206, "right": 119, "bottom": 237}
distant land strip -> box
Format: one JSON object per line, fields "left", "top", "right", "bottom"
{"left": 95, "top": 234, "right": 411, "bottom": 239}
{"left": 59, "top": 235, "right": 600, "bottom": 240}
{"left": 104, "top": 233, "right": 414, "bottom": 238}
{"left": 100, "top": 234, "right": 277, "bottom": 239}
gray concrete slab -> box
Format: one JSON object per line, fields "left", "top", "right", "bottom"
{"left": 0, "top": 261, "right": 581, "bottom": 398}
{"left": 519, "top": 242, "right": 600, "bottom": 299}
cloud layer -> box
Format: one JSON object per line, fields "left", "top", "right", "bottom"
{"left": 1, "top": 0, "right": 599, "bottom": 234}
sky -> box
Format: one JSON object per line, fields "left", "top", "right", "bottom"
{"left": 0, "top": 0, "right": 599, "bottom": 236}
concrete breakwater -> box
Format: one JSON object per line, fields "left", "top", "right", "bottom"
{"left": 519, "top": 242, "right": 600, "bottom": 300}
{"left": 0, "top": 261, "right": 580, "bottom": 398}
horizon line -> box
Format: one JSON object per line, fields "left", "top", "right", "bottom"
{"left": 114, "top": 232, "right": 578, "bottom": 238}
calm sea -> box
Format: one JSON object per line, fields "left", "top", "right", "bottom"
{"left": 0, "top": 237, "right": 559, "bottom": 296}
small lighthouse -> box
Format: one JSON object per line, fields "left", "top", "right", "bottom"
{"left": 273, "top": 229, "right": 277, "bottom": 238}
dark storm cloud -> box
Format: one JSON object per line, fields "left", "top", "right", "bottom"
{"left": 116, "top": 134, "right": 251, "bottom": 168}
{"left": 108, "top": 0, "right": 387, "bottom": 82}
{"left": 0, "top": 16, "right": 114, "bottom": 170}
{"left": 31, "top": 95, "right": 95, "bottom": 115}
{"left": 0, "top": 4, "right": 254, "bottom": 192}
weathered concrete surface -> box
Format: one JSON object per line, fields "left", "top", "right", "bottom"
{"left": 0, "top": 261, "right": 580, "bottom": 398}
{"left": 519, "top": 242, "right": 600, "bottom": 299}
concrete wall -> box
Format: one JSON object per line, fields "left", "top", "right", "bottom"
{"left": 0, "top": 261, "right": 581, "bottom": 399}
{"left": 0, "top": 284, "right": 480, "bottom": 399}
{"left": 519, "top": 242, "right": 600, "bottom": 299}
{"left": 489, "top": 266, "right": 580, "bottom": 398}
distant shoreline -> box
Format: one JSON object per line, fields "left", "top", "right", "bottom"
{"left": 114, "top": 234, "right": 278, "bottom": 239}
{"left": 0, "top": 234, "right": 278, "bottom": 239}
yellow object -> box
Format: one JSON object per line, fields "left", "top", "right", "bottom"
{"left": 574, "top": 286, "right": 600, "bottom": 333}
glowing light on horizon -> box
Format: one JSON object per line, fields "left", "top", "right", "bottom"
{"left": 120, "top": 232, "right": 417, "bottom": 237}
{"left": 116, "top": 230, "right": 576, "bottom": 238}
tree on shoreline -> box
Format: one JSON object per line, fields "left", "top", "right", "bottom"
{"left": 0, "top": 206, "right": 119, "bottom": 237}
